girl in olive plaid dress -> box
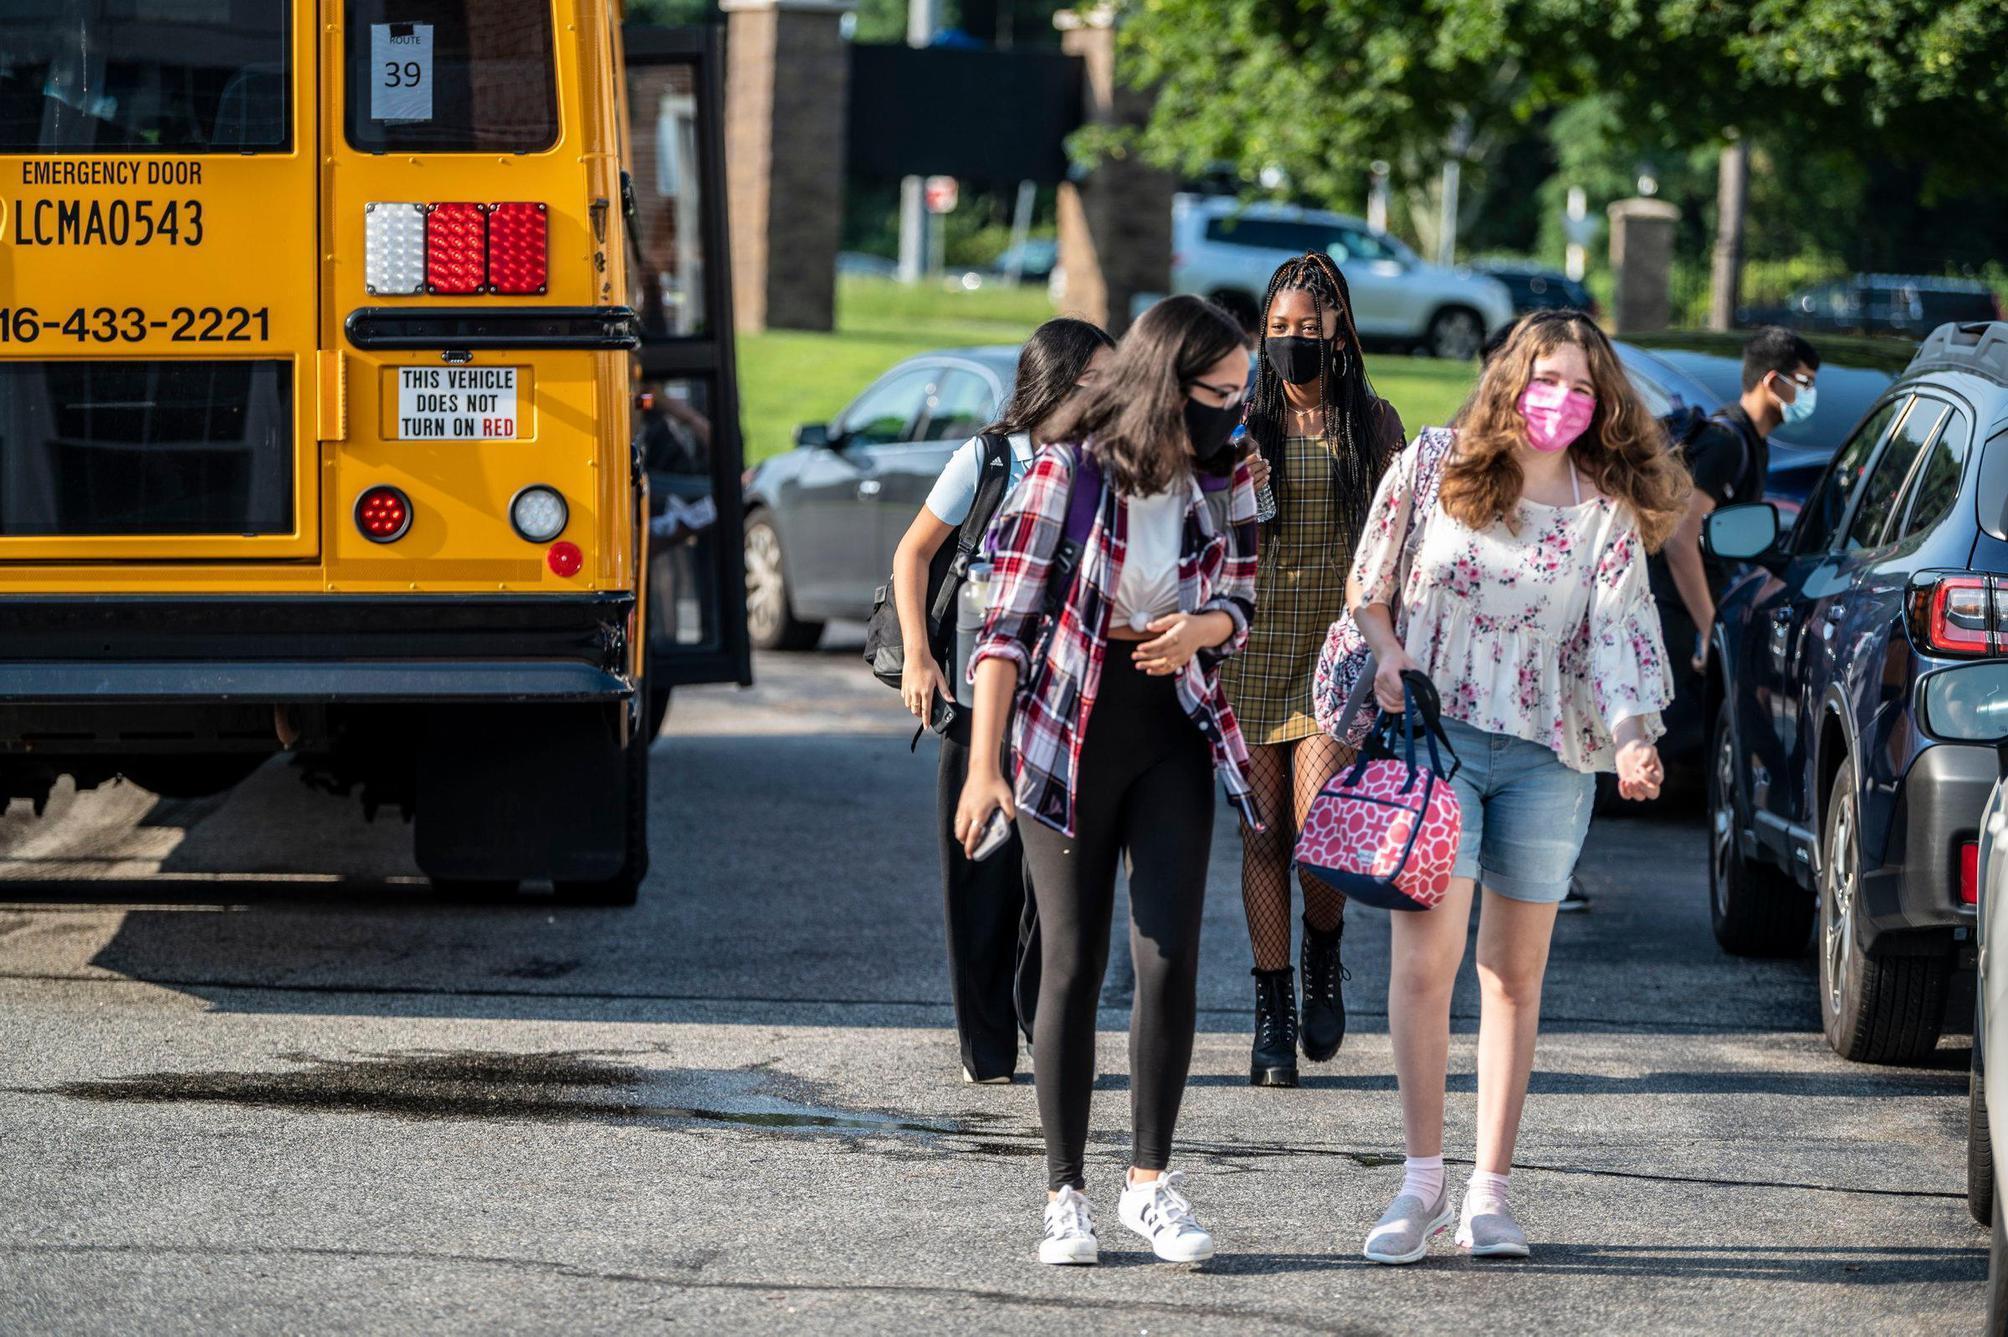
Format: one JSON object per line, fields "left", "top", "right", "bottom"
{"left": 1220, "top": 253, "right": 1406, "bottom": 1087}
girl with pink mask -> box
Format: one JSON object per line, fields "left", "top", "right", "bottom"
{"left": 1339, "top": 310, "right": 1691, "bottom": 1263}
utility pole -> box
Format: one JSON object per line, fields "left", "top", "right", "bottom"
{"left": 896, "top": 0, "right": 938, "bottom": 284}
{"left": 1367, "top": 160, "right": 1390, "bottom": 234}
{"left": 1709, "top": 136, "right": 1749, "bottom": 331}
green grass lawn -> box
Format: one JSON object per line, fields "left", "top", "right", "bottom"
{"left": 735, "top": 277, "right": 1476, "bottom": 464}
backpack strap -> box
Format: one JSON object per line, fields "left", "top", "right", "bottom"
{"left": 1042, "top": 445, "right": 1104, "bottom": 618}
{"left": 927, "top": 432, "right": 1014, "bottom": 633}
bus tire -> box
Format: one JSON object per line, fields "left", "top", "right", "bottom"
{"left": 553, "top": 711, "right": 650, "bottom": 907}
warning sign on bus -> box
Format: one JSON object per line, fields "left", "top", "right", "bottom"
{"left": 395, "top": 366, "right": 520, "bottom": 440}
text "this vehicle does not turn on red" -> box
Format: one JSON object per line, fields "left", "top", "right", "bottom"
{"left": 396, "top": 366, "right": 519, "bottom": 440}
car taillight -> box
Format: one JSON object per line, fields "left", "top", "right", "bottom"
{"left": 487, "top": 202, "right": 548, "bottom": 295}
{"left": 1962, "top": 841, "right": 1980, "bottom": 906}
{"left": 368, "top": 202, "right": 551, "bottom": 297}
{"left": 355, "top": 486, "right": 412, "bottom": 543}
{"left": 426, "top": 203, "right": 488, "bottom": 295}
{"left": 1909, "top": 574, "right": 1997, "bottom": 656}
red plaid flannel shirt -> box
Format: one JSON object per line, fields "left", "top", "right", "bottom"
{"left": 971, "top": 442, "right": 1261, "bottom": 838}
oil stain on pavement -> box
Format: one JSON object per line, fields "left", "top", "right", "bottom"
{"left": 18, "top": 1049, "right": 983, "bottom": 1138}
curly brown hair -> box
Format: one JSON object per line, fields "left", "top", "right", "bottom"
{"left": 1440, "top": 310, "right": 1690, "bottom": 551}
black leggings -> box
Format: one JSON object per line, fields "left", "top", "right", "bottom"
{"left": 1019, "top": 649, "right": 1214, "bottom": 1192}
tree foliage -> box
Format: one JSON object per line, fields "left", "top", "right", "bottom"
{"left": 1108, "top": 0, "right": 2008, "bottom": 212}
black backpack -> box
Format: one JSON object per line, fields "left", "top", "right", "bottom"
{"left": 863, "top": 433, "right": 1017, "bottom": 690}
{"left": 1662, "top": 403, "right": 1751, "bottom": 497}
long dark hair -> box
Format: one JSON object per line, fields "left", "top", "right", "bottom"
{"left": 1243, "top": 252, "right": 1390, "bottom": 548}
{"left": 988, "top": 318, "right": 1115, "bottom": 445}
{"left": 1044, "top": 296, "right": 1244, "bottom": 496}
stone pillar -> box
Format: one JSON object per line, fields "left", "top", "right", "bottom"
{"left": 722, "top": 0, "right": 855, "bottom": 333}
{"left": 1054, "top": 6, "right": 1173, "bottom": 337}
{"left": 1606, "top": 197, "right": 1681, "bottom": 335}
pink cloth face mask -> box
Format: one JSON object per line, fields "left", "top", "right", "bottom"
{"left": 1517, "top": 381, "right": 1596, "bottom": 453}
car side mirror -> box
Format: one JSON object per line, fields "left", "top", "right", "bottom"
{"left": 1703, "top": 503, "right": 1780, "bottom": 561}
{"left": 1915, "top": 661, "right": 2008, "bottom": 754}
{"left": 794, "top": 422, "right": 832, "bottom": 450}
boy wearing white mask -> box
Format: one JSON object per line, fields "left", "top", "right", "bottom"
{"left": 1657, "top": 326, "right": 1822, "bottom": 674}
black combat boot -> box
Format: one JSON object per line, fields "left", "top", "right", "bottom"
{"left": 1250, "top": 966, "right": 1300, "bottom": 1087}
{"left": 1300, "top": 915, "right": 1346, "bottom": 1062}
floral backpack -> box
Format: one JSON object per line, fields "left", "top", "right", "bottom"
{"left": 1313, "top": 426, "right": 1457, "bottom": 746}
{"left": 1295, "top": 670, "right": 1463, "bottom": 911}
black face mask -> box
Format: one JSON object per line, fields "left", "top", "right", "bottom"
{"left": 1265, "top": 335, "right": 1325, "bottom": 385}
{"left": 1184, "top": 396, "right": 1241, "bottom": 472}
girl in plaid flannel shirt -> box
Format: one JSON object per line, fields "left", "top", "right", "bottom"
{"left": 954, "top": 296, "right": 1260, "bottom": 1266}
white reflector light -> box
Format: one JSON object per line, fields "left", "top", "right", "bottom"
{"left": 364, "top": 202, "right": 428, "bottom": 296}
{"left": 510, "top": 486, "right": 569, "bottom": 543}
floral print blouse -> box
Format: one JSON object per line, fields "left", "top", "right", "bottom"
{"left": 1349, "top": 427, "right": 1673, "bottom": 774}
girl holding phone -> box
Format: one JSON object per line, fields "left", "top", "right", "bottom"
{"left": 955, "top": 296, "right": 1259, "bottom": 1266}
{"left": 890, "top": 318, "right": 1114, "bottom": 1086}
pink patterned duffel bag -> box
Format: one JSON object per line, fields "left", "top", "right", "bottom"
{"left": 1295, "top": 669, "right": 1463, "bottom": 912}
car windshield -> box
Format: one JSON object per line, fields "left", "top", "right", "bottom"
{"left": 1642, "top": 348, "right": 1895, "bottom": 454}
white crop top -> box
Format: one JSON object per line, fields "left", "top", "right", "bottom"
{"left": 1114, "top": 489, "right": 1185, "bottom": 632}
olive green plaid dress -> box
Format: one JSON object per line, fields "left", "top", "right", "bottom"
{"left": 1223, "top": 411, "right": 1403, "bottom": 745}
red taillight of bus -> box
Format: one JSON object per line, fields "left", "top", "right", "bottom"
{"left": 1962, "top": 841, "right": 1980, "bottom": 906}
{"left": 1909, "top": 575, "right": 1996, "bottom": 656}
{"left": 355, "top": 486, "right": 412, "bottom": 543}
{"left": 487, "top": 202, "right": 549, "bottom": 295}
{"left": 547, "top": 541, "right": 583, "bottom": 577}
{"left": 426, "top": 203, "right": 488, "bottom": 295}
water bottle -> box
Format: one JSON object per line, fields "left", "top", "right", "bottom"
{"left": 1236, "top": 424, "right": 1277, "bottom": 522}
{"left": 1253, "top": 475, "right": 1279, "bottom": 523}
{"left": 955, "top": 561, "right": 992, "bottom": 708}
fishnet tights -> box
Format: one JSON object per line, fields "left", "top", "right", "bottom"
{"left": 1238, "top": 734, "right": 1350, "bottom": 971}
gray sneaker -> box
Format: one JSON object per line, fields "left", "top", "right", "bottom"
{"left": 1456, "top": 1203, "right": 1531, "bottom": 1258}
{"left": 1362, "top": 1186, "right": 1455, "bottom": 1265}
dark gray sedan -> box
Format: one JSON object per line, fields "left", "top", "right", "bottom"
{"left": 742, "top": 346, "right": 1020, "bottom": 649}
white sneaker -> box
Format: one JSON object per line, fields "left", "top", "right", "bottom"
{"left": 1118, "top": 1169, "right": 1215, "bottom": 1262}
{"left": 962, "top": 1066, "right": 1011, "bottom": 1085}
{"left": 1040, "top": 1186, "right": 1099, "bottom": 1265}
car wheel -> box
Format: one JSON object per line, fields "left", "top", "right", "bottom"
{"left": 1818, "top": 756, "right": 1951, "bottom": 1063}
{"left": 1425, "top": 307, "right": 1484, "bottom": 360}
{"left": 1706, "top": 700, "right": 1814, "bottom": 956}
{"left": 743, "top": 512, "right": 824, "bottom": 652}
{"left": 1975, "top": 1041, "right": 1996, "bottom": 1227}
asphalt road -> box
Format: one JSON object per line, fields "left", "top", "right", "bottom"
{"left": 0, "top": 631, "right": 1988, "bottom": 1334}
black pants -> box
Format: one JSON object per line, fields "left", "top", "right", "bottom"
{"left": 1019, "top": 650, "right": 1214, "bottom": 1191}
{"left": 938, "top": 729, "right": 1040, "bottom": 1081}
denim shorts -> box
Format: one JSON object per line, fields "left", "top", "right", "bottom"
{"left": 1435, "top": 715, "right": 1596, "bottom": 904}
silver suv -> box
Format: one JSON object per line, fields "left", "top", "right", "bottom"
{"left": 1172, "top": 194, "right": 1515, "bottom": 360}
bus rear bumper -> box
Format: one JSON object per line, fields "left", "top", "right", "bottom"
{"left": 0, "top": 594, "right": 636, "bottom": 704}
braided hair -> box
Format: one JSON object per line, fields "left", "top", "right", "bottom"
{"left": 1243, "top": 252, "right": 1391, "bottom": 553}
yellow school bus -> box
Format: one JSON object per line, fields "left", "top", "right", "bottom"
{"left": 0, "top": 4, "right": 750, "bottom": 902}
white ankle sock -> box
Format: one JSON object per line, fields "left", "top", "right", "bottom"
{"left": 1400, "top": 1155, "right": 1444, "bottom": 1204}
{"left": 1464, "top": 1169, "right": 1509, "bottom": 1217}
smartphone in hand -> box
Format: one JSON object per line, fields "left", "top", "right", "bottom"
{"left": 970, "top": 807, "right": 1012, "bottom": 862}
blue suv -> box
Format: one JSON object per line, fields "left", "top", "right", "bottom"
{"left": 1703, "top": 322, "right": 2008, "bottom": 1064}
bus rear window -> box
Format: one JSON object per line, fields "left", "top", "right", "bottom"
{"left": 0, "top": 0, "right": 289, "bottom": 153}
{"left": 345, "top": 0, "right": 558, "bottom": 153}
